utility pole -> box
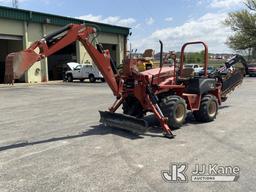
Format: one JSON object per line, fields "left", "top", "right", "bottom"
{"left": 12, "top": 0, "right": 18, "bottom": 8}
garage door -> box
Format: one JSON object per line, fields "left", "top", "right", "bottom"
{"left": 0, "top": 35, "right": 23, "bottom": 83}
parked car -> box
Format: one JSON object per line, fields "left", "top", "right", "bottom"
{"left": 248, "top": 64, "right": 256, "bottom": 77}
{"left": 65, "top": 62, "right": 104, "bottom": 83}
{"left": 184, "top": 64, "right": 203, "bottom": 75}
{"left": 198, "top": 66, "right": 216, "bottom": 76}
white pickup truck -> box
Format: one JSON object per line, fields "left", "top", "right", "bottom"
{"left": 65, "top": 62, "right": 104, "bottom": 83}
{"left": 184, "top": 64, "right": 203, "bottom": 75}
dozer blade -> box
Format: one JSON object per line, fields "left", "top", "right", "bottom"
{"left": 4, "top": 50, "right": 39, "bottom": 84}
{"left": 99, "top": 111, "right": 149, "bottom": 134}
{"left": 221, "top": 70, "right": 243, "bottom": 98}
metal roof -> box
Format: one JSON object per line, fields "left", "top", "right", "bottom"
{"left": 0, "top": 5, "right": 130, "bottom": 35}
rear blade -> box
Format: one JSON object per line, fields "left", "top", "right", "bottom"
{"left": 99, "top": 111, "right": 148, "bottom": 134}
{"left": 4, "top": 50, "right": 39, "bottom": 84}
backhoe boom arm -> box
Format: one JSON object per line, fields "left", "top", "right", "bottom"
{"left": 4, "top": 24, "right": 120, "bottom": 97}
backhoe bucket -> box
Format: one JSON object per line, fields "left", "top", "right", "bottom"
{"left": 99, "top": 111, "right": 149, "bottom": 134}
{"left": 4, "top": 50, "right": 39, "bottom": 84}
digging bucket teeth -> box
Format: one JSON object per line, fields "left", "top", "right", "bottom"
{"left": 99, "top": 111, "right": 148, "bottom": 134}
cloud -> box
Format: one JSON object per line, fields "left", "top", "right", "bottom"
{"left": 77, "top": 14, "right": 137, "bottom": 28}
{"left": 146, "top": 17, "right": 155, "bottom": 25}
{"left": 78, "top": 14, "right": 102, "bottom": 22}
{"left": 103, "top": 17, "right": 136, "bottom": 27}
{"left": 0, "top": 0, "right": 41, "bottom": 6}
{"left": 165, "top": 17, "right": 173, "bottom": 22}
{"left": 210, "top": 0, "right": 243, "bottom": 9}
{"left": 0, "top": 0, "right": 27, "bottom": 4}
{"left": 0, "top": 0, "right": 30, "bottom": 3}
{"left": 197, "top": 0, "right": 204, "bottom": 5}
{"left": 131, "top": 12, "right": 233, "bottom": 53}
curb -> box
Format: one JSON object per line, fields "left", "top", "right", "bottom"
{"left": 0, "top": 81, "right": 64, "bottom": 88}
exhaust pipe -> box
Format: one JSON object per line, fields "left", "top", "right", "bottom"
{"left": 159, "top": 40, "right": 163, "bottom": 68}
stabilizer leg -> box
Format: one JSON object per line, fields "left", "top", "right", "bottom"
{"left": 144, "top": 87, "right": 175, "bottom": 138}
{"left": 147, "top": 99, "right": 175, "bottom": 139}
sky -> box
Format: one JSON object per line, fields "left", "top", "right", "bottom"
{"left": 0, "top": 0, "right": 247, "bottom": 53}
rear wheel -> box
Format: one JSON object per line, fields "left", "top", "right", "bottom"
{"left": 160, "top": 95, "right": 187, "bottom": 129}
{"left": 89, "top": 74, "right": 96, "bottom": 83}
{"left": 122, "top": 96, "right": 144, "bottom": 118}
{"left": 193, "top": 94, "right": 218, "bottom": 122}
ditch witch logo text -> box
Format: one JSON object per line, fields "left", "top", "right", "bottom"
{"left": 161, "top": 163, "right": 240, "bottom": 182}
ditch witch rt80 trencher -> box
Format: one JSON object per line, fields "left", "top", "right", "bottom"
{"left": 4, "top": 24, "right": 248, "bottom": 138}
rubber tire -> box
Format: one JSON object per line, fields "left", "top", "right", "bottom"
{"left": 160, "top": 95, "right": 187, "bottom": 129}
{"left": 67, "top": 74, "right": 73, "bottom": 82}
{"left": 193, "top": 94, "right": 218, "bottom": 122}
{"left": 122, "top": 97, "right": 144, "bottom": 118}
{"left": 89, "top": 74, "right": 96, "bottom": 83}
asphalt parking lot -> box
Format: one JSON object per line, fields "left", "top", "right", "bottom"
{"left": 0, "top": 78, "right": 255, "bottom": 192}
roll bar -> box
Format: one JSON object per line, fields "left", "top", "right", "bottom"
{"left": 180, "top": 41, "right": 209, "bottom": 77}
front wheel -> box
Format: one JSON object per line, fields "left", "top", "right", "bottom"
{"left": 122, "top": 96, "right": 144, "bottom": 118}
{"left": 160, "top": 95, "right": 187, "bottom": 129}
{"left": 193, "top": 94, "right": 218, "bottom": 122}
{"left": 89, "top": 74, "right": 96, "bottom": 83}
{"left": 67, "top": 74, "right": 73, "bottom": 82}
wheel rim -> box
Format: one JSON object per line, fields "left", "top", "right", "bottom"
{"left": 175, "top": 104, "right": 185, "bottom": 122}
{"left": 208, "top": 101, "right": 217, "bottom": 117}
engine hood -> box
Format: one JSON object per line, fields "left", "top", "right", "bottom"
{"left": 139, "top": 66, "right": 175, "bottom": 84}
{"left": 140, "top": 66, "right": 175, "bottom": 78}
{"left": 67, "top": 62, "right": 80, "bottom": 70}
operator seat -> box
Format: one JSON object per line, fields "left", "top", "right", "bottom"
{"left": 177, "top": 68, "right": 195, "bottom": 85}
{"left": 180, "top": 68, "right": 195, "bottom": 79}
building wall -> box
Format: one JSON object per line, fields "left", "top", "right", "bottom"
{"left": 0, "top": 18, "right": 126, "bottom": 83}
{"left": 0, "top": 18, "right": 23, "bottom": 36}
{"left": 77, "top": 32, "right": 125, "bottom": 65}
{"left": 26, "top": 22, "right": 43, "bottom": 83}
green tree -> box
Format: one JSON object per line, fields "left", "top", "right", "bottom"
{"left": 225, "top": 0, "right": 256, "bottom": 58}
{"left": 184, "top": 51, "right": 204, "bottom": 64}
